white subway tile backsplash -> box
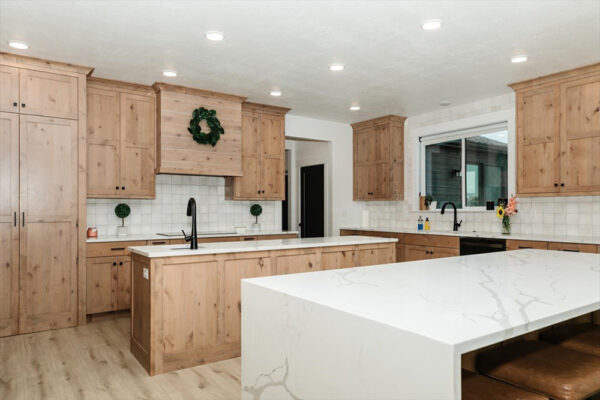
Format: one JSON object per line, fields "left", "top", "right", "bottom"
{"left": 87, "top": 175, "right": 282, "bottom": 236}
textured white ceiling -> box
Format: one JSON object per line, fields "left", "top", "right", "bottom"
{"left": 1, "top": 1, "right": 599, "bottom": 123}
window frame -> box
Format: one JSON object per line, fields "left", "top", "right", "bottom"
{"left": 419, "top": 121, "right": 510, "bottom": 211}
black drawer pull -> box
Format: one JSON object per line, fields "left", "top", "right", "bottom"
{"left": 562, "top": 249, "right": 579, "bottom": 253}
{"left": 110, "top": 247, "right": 125, "bottom": 251}
{"left": 243, "top": 237, "right": 256, "bottom": 241}
{"left": 22, "top": 212, "right": 24, "bottom": 227}
{"left": 151, "top": 241, "right": 166, "bottom": 245}
{"left": 14, "top": 212, "right": 16, "bottom": 227}
{"left": 518, "top": 246, "right": 532, "bottom": 249}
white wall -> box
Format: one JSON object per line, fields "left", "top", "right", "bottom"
{"left": 285, "top": 115, "right": 361, "bottom": 234}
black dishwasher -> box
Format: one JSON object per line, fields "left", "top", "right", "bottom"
{"left": 460, "top": 237, "right": 506, "bottom": 255}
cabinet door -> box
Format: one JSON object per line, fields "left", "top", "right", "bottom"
{"left": 260, "top": 113, "right": 285, "bottom": 199}
{"left": 19, "top": 115, "right": 78, "bottom": 333}
{"left": 0, "top": 113, "right": 19, "bottom": 336}
{"left": 0, "top": 66, "right": 20, "bottom": 113}
{"left": 369, "top": 124, "right": 391, "bottom": 199}
{"left": 560, "top": 76, "right": 600, "bottom": 193}
{"left": 19, "top": 69, "right": 78, "bottom": 119}
{"left": 87, "top": 86, "right": 120, "bottom": 196}
{"left": 516, "top": 86, "right": 561, "bottom": 194}
{"left": 221, "top": 256, "right": 271, "bottom": 344}
{"left": 86, "top": 257, "right": 117, "bottom": 314}
{"left": 117, "top": 256, "right": 131, "bottom": 310}
{"left": 275, "top": 251, "right": 320, "bottom": 275}
{"left": 428, "top": 246, "right": 459, "bottom": 259}
{"left": 404, "top": 245, "right": 430, "bottom": 261}
{"left": 120, "top": 92, "right": 155, "bottom": 198}
{"left": 353, "top": 127, "right": 371, "bottom": 200}
{"left": 237, "top": 111, "right": 261, "bottom": 198}
{"left": 356, "top": 245, "right": 393, "bottom": 266}
{"left": 321, "top": 247, "right": 356, "bottom": 270}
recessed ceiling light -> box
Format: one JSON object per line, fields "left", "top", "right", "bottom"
{"left": 439, "top": 100, "right": 451, "bottom": 106}
{"left": 350, "top": 105, "right": 360, "bottom": 111}
{"left": 162, "top": 70, "right": 177, "bottom": 77}
{"left": 421, "top": 19, "right": 443, "bottom": 30}
{"left": 270, "top": 90, "right": 282, "bottom": 97}
{"left": 205, "top": 31, "right": 225, "bottom": 41}
{"left": 510, "top": 55, "right": 528, "bottom": 63}
{"left": 8, "top": 40, "right": 29, "bottom": 50}
{"left": 329, "top": 63, "right": 345, "bottom": 72}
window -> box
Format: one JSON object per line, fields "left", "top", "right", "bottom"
{"left": 420, "top": 123, "right": 508, "bottom": 210}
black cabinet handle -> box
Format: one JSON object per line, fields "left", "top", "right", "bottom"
{"left": 119, "top": 261, "right": 123, "bottom": 265}
{"left": 13, "top": 102, "right": 17, "bottom": 107}
{"left": 21, "top": 103, "right": 25, "bottom": 108}
{"left": 257, "top": 190, "right": 261, "bottom": 194}
{"left": 110, "top": 247, "right": 125, "bottom": 251}
{"left": 22, "top": 212, "right": 24, "bottom": 227}
{"left": 562, "top": 249, "right": 579, "bottom": 253}
{"left": 14, "top": 212, "right": 16, "bottom": 227}
{"left": 554, "top": 183, "right": 558, "bottom": 187}
{"left": 121, "top": 186, "right": 125, "bottom": 190}
{"left": 262, "top": 190, "right": 265, "bottom": 193}
{"left": 560, "top": 183, "right": 565, "bottom": 187}
{"left": 151, "top": 241, "right": 166, "bottom": 245}
{"left": 113, "top": 262, "right": 117, "bottom": 266}
{"left": 116, "top": 186, "right": 119, "bottom": 190}
{"left": 518, "top": 246, "right": 532, "bottom": 249}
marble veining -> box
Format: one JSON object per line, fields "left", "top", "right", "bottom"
{"left": 244, "top": 250, "right": 600, "bottom": 352}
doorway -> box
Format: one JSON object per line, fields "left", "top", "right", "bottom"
{"left": 300, "top": 164, "right": 324, "bottom": 238}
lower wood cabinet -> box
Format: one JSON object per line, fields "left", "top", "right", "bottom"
{"left": 507, "top": 239, "right": 598, "bottom": 253}
{"left": 86, "top": 256, "right": 131, "bottom": 314}
{"left": 404, "top": 244, "right": 460, "bottom": 261}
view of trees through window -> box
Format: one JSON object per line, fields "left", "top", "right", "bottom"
{"left": 424, "top": 130, "right": 508, "bottom": 209}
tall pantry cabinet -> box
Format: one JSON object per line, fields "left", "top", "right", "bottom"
{"left": 0, "top": 53, "right": 91, "bottom": 336}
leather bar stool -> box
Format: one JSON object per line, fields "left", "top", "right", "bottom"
{"left": 462, "top": 370, "right": 548, "bottom": 400}
{"left": 539, "top": 324, "right": 600, "bottom": 357}
{"left": 476, "top": 341, "right": 600, "bottom": 400}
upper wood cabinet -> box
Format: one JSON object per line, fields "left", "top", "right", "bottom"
{"left": 352, "top": 115, "right": 405, "bottom": 200}
{"left": 510, "top": 63, "right": 600, "bottom": 196}
{"left": 87, "top": 78, "right": 155, "bottom": 198}
{"left": 225, "top": 102, "right": 289, "bottom": 200}
{"left": 0, "top": 65, "right": 20, "bottom": 113}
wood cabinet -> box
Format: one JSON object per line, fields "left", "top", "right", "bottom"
{"left": 547, "top": 242, "right": 598, "bottom": 253}
{"left": 0, "top": 112, "right": 19, "bottom": 337}
{"left": 352, "top": 115, "right": 405, "bottom": 200}
{"left": 404, "top": 244, "right": 460, "bottom": 261}
{"left": 510, "top": 63, "right": 600, "bottom": 196}
{"left": 225, "top": 102, "right": 289, "bottom": 200}
{"left": 0, "top": 53, "right": 90, "bottom": 336}
{"left": 506, "top": 239, "right": 548, "bottom": 251}
{"left": 131, "top": 241, "right": 396, "bottom": 375}
{"left": 87, "top": 78, "right": 155, "bottom": 198}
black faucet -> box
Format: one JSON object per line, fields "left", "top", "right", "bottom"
{"left": 182, "top": 197, "right": 198, "bottom": 249}
{"left": 440, "top": 202, "right": 462, "bottom": 232}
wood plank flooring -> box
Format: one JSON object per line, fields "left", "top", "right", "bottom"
{"left": 0, "top": 316, "right": 241, "bottom": 400}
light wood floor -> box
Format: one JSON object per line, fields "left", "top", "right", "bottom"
{"left": 0, "top": 316, "right": 241, "bottom": 400}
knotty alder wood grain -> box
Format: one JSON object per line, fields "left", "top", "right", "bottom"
{"left": 131, "top": 242, "right": 395, "bottom": 375}
{"left": 510, "top": 63, "right": 600, "bottom": 196}
{"left": 153, "top": 82, "right": 246, "bottom": 176}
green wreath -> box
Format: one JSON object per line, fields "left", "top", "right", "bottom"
{"left": 187, "top": 107, "right": 225, "bottom": 147}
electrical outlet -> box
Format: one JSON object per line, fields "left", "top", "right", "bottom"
{"left": 143, "top": 268, "right": 149, "bottom": 280}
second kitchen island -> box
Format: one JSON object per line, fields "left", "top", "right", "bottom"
{"left": 128, "top": 236, "right": 397, "bottom": 375}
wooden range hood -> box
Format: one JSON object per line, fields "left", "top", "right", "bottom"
{"left": 153, "top": 82, "right": 247, "bottom": 176}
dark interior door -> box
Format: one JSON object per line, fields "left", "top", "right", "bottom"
{"left": 300, "top": 164, "right": 324, "bottom": 238}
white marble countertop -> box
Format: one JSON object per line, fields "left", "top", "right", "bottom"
{"left": 244, "top": 249, "right": 600, "bottom": 354}
{"left": 86, "top": 230, "right": 298, "bottom": 243}
{"left": 128, "top": 235, "right": 398, "bottom": 258}
{"left": 341, "top": 226, "right": 600, "bottom": 245}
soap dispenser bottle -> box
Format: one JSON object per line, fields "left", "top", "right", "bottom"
{"left": 424, "top": 217, "right": 431, "bottom": 231}
{"left": 418, "top": 216, "right": 424, "bottom": 231}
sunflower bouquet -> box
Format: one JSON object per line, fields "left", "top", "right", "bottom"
{"left": 496, "top": 196, "right": 518, "bottom": 234}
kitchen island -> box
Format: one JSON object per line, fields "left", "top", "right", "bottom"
{"left": 241, "top": 249, "right": 600, "bottom": 399}
{"left": 128, "top": 236, "right": 397, "bottom": 375}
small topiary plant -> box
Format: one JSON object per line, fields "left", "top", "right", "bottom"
{"left": 250, "top": 204, "right": 262, "bottom": 224}
{"left": 114, "top": 203, "right": 131, "bottom": 227}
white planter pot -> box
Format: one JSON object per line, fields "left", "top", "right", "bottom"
{"left": 116, "top": 226, "right": 128, "bottom": 236}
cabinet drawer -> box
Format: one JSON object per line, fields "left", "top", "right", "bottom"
{"left": 404, "top": 234, "right": 459, "bottom": 249}
{"left": 146, "top": 239, "right": 169, "bottom": 246}
{"left": 87, "top": 241, "right": 146, "bottom": 257}
{"left": 256, "top": 234, "right": 298, "bottom": 240}
{"left": 506, "top": 240, "right": 548, "bottom": 251}
{"left": 548, "top": 242, "right": 598, "bottom": 253}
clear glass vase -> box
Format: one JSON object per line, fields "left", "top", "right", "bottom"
{"left": 501, "top": 215, "right": 511, "bottom": 235}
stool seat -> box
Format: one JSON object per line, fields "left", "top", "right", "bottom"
{"left": 539, "top": 324, "right": 600, "bottom": 357}
{"left": 462, "top": 370, "right": 548, "bottom": 400}
{"left": 476, "top": 341, "right": 600, "bottom": 400}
